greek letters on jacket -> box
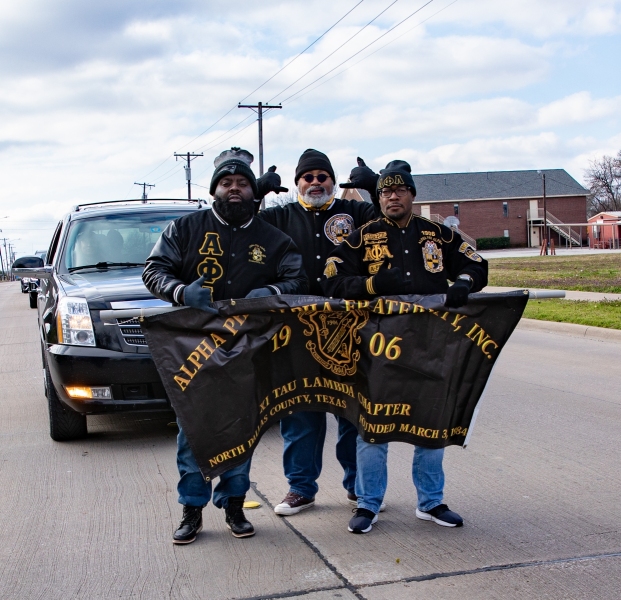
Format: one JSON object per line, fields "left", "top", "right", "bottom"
{"left": 257, "top": 198, "right": 377, "bottom": 295}
{"left": 142, "top": 209, "right": 307, "bottom": 303}
{"left": 321, "top": 214, "right": 488, "bottom": 299}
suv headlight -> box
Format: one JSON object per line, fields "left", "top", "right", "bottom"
{"left": 57, "top": 297, "right": 96, "bottom": 346}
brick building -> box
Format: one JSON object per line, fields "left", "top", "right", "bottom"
{"left": 588, "top": 211, "right": 621, "bottom": 249}
{"left": 342, "top": 169, "right": 589, "bottom": 248}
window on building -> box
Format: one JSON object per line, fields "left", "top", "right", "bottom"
{"left": 503, "top": 202, "right": 509, "bottom": 217}
{"left": 453, "top": 204, "right": 459, "bottom": 217}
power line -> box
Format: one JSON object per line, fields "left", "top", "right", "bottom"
{"left": 279, "top": 0, "right": 436, "bottom": 106}
{"left": 268, "top": 0, "right": 401, "bottom": 103}
{"left": 238, "top": 0, "right": 366, "bottom": 105}
{"left": 287, "top": 0, "right": 459, "bottom": 104}
{"left": 133, "top": 1, "right": 367, "bottom": 185}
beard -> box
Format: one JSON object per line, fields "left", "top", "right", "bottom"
{"left": 212, "top": 194, "right": 255, "bottom": 224}
{"left": 300, "top": 185, "right": 334, "bottom": 208}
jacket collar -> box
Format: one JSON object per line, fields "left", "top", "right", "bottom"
{"left": 212, "top": 206, "right": 253, "bottom": 228}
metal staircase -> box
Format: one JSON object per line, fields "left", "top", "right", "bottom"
{"left": 527, "top": 209, "right": 581, "bottom": 246}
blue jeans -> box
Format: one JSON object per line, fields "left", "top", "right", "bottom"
{"left": 355, "top": 435, "right": 445, "bottom": 515}
{"left": 281, "top": 412, "right": 357, "bottom": 499}
{"left": 177, "top": 424, "right": 251, "bottom": 508}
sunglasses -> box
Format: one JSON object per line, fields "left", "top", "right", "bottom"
{"left": 302, "top": 173, "right": 330, "bottom": 184}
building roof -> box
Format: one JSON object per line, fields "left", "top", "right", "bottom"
{"left": 413, "top": 169, "right": 589, "bottom": 202}
{"left": 588, "top": 211, "right": 621, "bottom": 221}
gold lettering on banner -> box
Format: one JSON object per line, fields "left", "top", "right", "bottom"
{"left": 208, "top": 443, "right": 246, "bottom": 468}
{"left": 359, "top": 414, "right": 396, "bottom": 434}
{"left": 465, "top": 323, "right": 499, "bottom": 358}
{"left": 398, "top": 424, "right": 440, "bottom": 439}
{"left": 272, "top": 380, "right": 297, "bottom": 399}
{"left": 223, "top": 314, "right": 248, "bottom": 335}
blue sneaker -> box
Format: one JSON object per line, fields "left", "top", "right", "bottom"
{"left": 416, "top": 504, "right": 463, "bottom": 527}
{"left": 348, "top": 508, "right": 378, "bottom": 534}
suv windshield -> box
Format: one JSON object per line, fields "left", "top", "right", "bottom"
{"left": 61, "top": 212, "right": 184, "bottom": 272}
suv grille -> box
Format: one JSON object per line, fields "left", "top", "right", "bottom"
{"left": 117, "top": 318, "right": 147, "bottom": 346}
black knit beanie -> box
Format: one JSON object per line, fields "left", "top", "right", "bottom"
{"left": 209, "top": 147, "right": 258, "bottom": 198}
{"left": 377, "top": 160, "right": 416, "bottom": 196}
{"left": 294, "top": 149, "right": 336, "bottom": 184}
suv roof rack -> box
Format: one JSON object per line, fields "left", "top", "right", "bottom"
{"left": 72, "top": 198, "right": 205, "bottom": 212}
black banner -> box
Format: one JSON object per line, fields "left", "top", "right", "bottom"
{"left": 141, "top": 292, "right": 527, "bottom": 481}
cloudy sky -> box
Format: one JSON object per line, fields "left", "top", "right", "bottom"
{"left": 1, "top": 0, "right": 620, "bottom": 255}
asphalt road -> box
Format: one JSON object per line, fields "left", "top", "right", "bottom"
{"left": 1, "top": 282, "right": 620, "bottom": 600}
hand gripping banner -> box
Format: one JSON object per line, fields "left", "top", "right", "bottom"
{"left": 141, "top": 292, "right": 528, "bottom": 481}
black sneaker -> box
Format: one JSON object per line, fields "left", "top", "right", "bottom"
{"left": 173, "top": 505, "right": 203, "bottom": 544}
{"left": 348, "top": 508, "right": 378, "bottom": 534}
{"left": 225, "top": 496, "right": 255, "bottom": 538}
{"left": 416, "top": 504, "right": 463, "bottom": 527}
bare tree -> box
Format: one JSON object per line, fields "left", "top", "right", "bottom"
{"left": 264, "top": 190, "right": 297, "bottom": 208}
{"left": 584, "top": 150, "right": 621, "bottom": 216}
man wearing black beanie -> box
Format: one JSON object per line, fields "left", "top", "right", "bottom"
{"left": 322, "top": 158, "right": 488, "bottom": 534}
{"left": 257, "top": 148, "right": 378, "bottom": 516}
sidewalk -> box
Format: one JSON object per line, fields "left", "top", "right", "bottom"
{"left": 480, "top": 247, "right": 621, "bottom": 259}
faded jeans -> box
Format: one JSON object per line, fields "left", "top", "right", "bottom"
{"left": 354, "top": 435, "right": 445, "bottom": 515}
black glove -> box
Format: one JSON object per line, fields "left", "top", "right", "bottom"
{"left": 182, "top": 276, "right": 218, "bottom": 314}
{"left": 445, "top": 279, "right": 472, "bottom": 308}
{"left": 372, "top": 267, "right": 412, "bottom": 296}
{"left": 339, "top": 157, "right": 379, "bottom": 195}
{"left": 256, "top": 165, "right": 289, "bottom": 199}
{"left": 245, "top": 287, "right": 274, "bottom": 298}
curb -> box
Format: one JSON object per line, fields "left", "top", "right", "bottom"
{"left": 517, "top": 318, "right": 621, "bottom": 343}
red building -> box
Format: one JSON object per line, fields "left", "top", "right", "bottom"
{"left": 588, "top": 211, "right": 621, "bottom": 249}
{"left": 342, "top": 169, "right": 589, "bottom": 249}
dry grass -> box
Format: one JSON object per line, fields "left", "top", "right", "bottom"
{"left": 488, "top": 254, "right": 621, "bottom": 293}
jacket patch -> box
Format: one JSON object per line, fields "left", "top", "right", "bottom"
{"left": 197, "top": 232, "right": 224, "bottom": 284}
{"left": 459, "top": 242, "right": 482, "bottom": 263}
{"left": 324, "top": 257, "right": 343, "bottom": 278}
{"left": 363, "top": 243, "right": 393, "bottom": 262}
{"left": 422, "top": 240, "right": 443, "bottom": 273}
{"left": 248, "top": 244, "right": 266, "bottom": 264}
{"left": 368, "top": 261, "right": 383, "bottom": 275}
{"left": 324, "top": 213, "right": 355, "bottom": 245}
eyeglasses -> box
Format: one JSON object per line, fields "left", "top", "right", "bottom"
{"left": 379, "top": 186, "right": 410, "bottom": 198}
{"left": 302, "top": 173, "right": 330, "bottom": 184}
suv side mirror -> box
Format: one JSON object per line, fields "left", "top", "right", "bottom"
{"left": 12, "top": 255, "right": 53, "bottom": 279}
{"left": 12, "top": 256, "right": 44, "bottom": 269}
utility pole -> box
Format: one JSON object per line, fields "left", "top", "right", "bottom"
{"left": 134, "top": 182, "right": 155, "bottom": 202}
{"left": 174, "top": 152, "right": 204, "bottom": 200}
{"left": 237, "top": 102, "right": 282, "bottom": 176}
{"left": 1, "top": 237, "right": 9, "bottom": 280}
{"left": 541, "top": 172, "right": 550, "bottom": 255}
{"left": 0, "top": 234, "right": 6, "bottom": 280}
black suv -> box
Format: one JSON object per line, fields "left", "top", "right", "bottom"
{"left": 13, "top": 200, "right": 200, "bottom": 441}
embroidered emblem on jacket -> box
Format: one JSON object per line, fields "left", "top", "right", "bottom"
{"left": 368, "top": 261, "right": 383, "bottom": 275}
{"left": 458, "top": 241, "right": 483, "bottom": 263}
{"left": 324, "top": 257, "right": 343, "bottom": 278}
{"left": 197, "top": 232, "right": 224, "bottom": 285}
{"left": 422, "top": 240, "right": 443, "bottom": 273}
{"left": 324, "top": 213, "right": 355, "bottom": 245}
{"left": 363, "top": 244, "right": 394, "bottom": 262}
{"left": 248, "top": 244, "right": 266, "bottom": 264}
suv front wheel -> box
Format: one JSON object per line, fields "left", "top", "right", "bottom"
{"left": 44, "top": 362, "right": 88, "bottom": 441}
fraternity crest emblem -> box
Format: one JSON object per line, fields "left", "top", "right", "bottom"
{"left": 323, "top": 257, "right": 343, "bottom": 279}
{"left": 458, "top": 241, "right": 483, "bottom": 263}
{"left": 248, "top": 244, "right": 266, "bottom": 264}
{"left": 422, "top": 240, "right": 443, "bottom": 273}
{"left": 298, "top": 310, "right": 369, "bottom": 376}
{"left": 324, "top": 213, "right": 355, "bottom": 245}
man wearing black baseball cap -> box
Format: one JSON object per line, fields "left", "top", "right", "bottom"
{"left": 257, "top": 148, "right": 378, "bottom": 516}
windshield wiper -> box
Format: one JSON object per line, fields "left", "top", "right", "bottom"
{"left": 68, "top": 262, "right": 145, "bottom": 272}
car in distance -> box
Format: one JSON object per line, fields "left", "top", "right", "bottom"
{"left": 12, "top": 199, "right": 202, "bottom": 441}
{"left": 15, "top": 255, "right": 45, "bottom": 308}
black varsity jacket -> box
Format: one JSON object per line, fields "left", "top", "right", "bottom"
{"left": 143, "top": 207, "right": 308, "bottom": 303}
{"left": 257, "top": 198, "right": 377, "bottom": 295}
{"left": 321, "top": 214, "right": 488, "bottom": 299}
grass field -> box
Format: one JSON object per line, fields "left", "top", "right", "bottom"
{"left": 488, "top": 254, "right": 621, "bottom": 293}
{"left": 523, "top": 299, "right": 621, "bottom": 330}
